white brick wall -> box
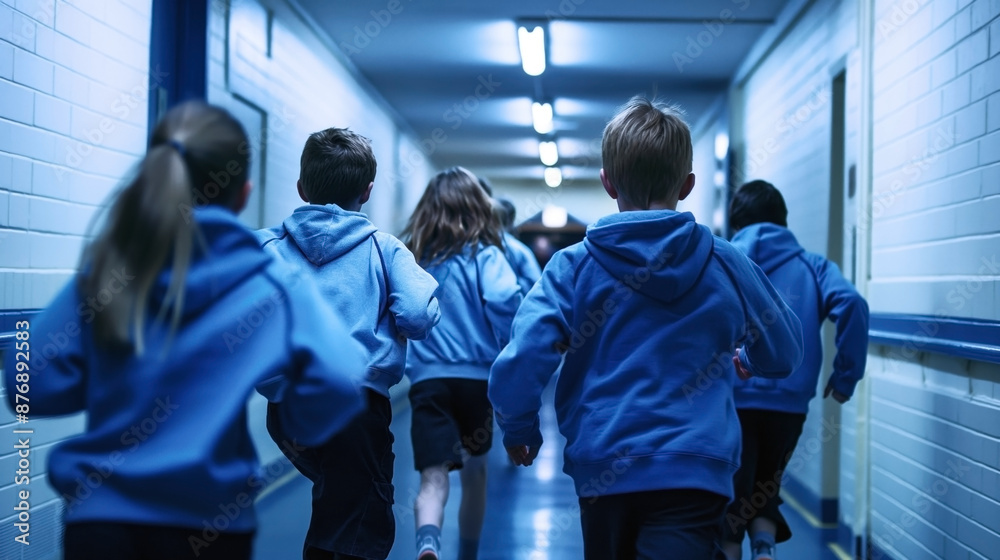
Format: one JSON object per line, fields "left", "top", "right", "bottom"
{"left": 0, "top": 2, "right": 154, "bottom": 558}
{"left": 868, "top": 0, "right": 1000, "bottom": 321}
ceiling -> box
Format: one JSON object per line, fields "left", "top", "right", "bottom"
{"left": 295, "top": 0, "right": 791, "bottom": 188}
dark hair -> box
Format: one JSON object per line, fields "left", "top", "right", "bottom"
{"left": 299, "top": 127, "right": 376, "bottom": 207}
{"left": 478, "top": 176, "right": 493, "bottom": 197}
{"left": 602, "top": 96, "right": 692, "bottom": 208}
{"left": 495, "top": 197, "right": 516, "bottom": 232}
{"left": 728, "top": 180, "right": 789, "bottom": 231}
{"left": 80, "top": 101, "right": 250, "bottom": 352}
{"left": 402, "top": 167, "right": 502, "bottom": 265}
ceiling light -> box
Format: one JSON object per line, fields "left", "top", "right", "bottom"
{"left": 517, "top": 25, "right": 546, "bottom": 76}
{"left": 544, "top": 166, "right": 562, "bottom": 188}
{"left": 542, "top": 205, "right": 568, "bottom": 228}
{"left": 715, "top": 132, "right": 729, "bottom": 161}
{"left": 532, "top": 102, "right": 553, "bottom": 134}
{"left": 539, "top": 141, "right": 559, "bottom": 166}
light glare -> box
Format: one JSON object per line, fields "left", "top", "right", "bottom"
{"left": 517, "top": 26, "right": 546, "bottom": 76}
{"left": 539, "top": 141, "right": 559, "bottom": 166}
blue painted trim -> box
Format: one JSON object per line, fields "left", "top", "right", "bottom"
{"left": 837, "top": 522, "right": 854, "bottom": 558}
{"left": 782, "top": 474, "right": 838, "bottom": 525}
{"left": 148, "top": 0, "right": 208, "bottom": 131}
{"left": 869, "top": 313, "right": 1000, "bottom": 365}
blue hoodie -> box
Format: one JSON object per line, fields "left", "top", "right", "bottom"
{"left": 503, "top": 232, "right": 542, "bottom": 295}
{"left": 405, "top": 244, "right": 522, "bottom": 384}
{"left": 489, "top": 210, "right": 803, "bottom": 500}
{"left": 3, "top": 207, "right": 366, "bottom": 532}
{"left": 730, "top": 223, "right": 869, "bottom": 413}
{"left": 257, "top": 204, "right": 441, "bottom": 396}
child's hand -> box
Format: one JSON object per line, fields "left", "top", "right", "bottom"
{"left": 506, "top": 444, "right": 540, "bottom": 466}
{"left": 732, "top": 349, "right": 752, "bottom": 381}
{"left": 823, "top": 381, "right": 849, "bottom": 403}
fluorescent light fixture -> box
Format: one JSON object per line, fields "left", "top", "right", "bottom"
{"left": 714, "top": 170, "right": 726, "bottom": 187}
{"left": 517, "top": 25, "right": 546, "bottom": 76}
{"left": 715, "top": 132, "right": 729, "bottom": 161}
{"left": 539, "top": 141, "right": 559, "bottom": 166}
{"left": 542, "top": 204, "right": 568, "bottom": 228}
{"left": 544, "top": 166, "right": 562, "bottom": 188}
{"left": 532, "top": 102, "right": 553, "bottom": 134}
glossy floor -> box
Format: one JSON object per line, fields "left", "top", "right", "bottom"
{"left": 254, "top": 390, "right": 841, "bottom": 560}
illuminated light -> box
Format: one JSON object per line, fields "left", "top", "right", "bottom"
{"left": 517, "top": 25, "right": 546, "bottom": 76}
{"left": 532, "top": 102, "right": 554, "bottom": 134}
{"left": 714, "top": 170, "right": 726, "bottom": 187}
{"left": 542, "top": 205, "right": 568, "bottom": 228}
{"left": 539, "top": 141, "right": 559, "bottom": 166}
{"left": 715, "top": 132, "right": 729, "bottom": 161}
{"left": 543, "top": 167, "right": 562, "bottom": 188}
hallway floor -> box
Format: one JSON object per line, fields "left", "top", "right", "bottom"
{"left": 253, "top": 385, "right": 842, "bottom": 560}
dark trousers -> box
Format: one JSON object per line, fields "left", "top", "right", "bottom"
{"left": 63, "top": 522, "right": 253, "bottom": 560}
{"left": 723, "top": 408, "right": 807, "bottom": 544}
{"left": 579, "top": 488, "right": 728, "bottom": 560}
{"left": 268, "top": 389, "right": 395, "bottom": 560}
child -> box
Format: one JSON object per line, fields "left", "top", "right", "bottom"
{"left": 478, "top": 178, "right": 543, "bottom": 294}
{"left": 401, "top": 167, "right": 522, "bottom": 560}
{"left": 3, "top": 102, "right": 365, "bottom": 560}
{"left": 721, "top": 180, "right": 869, "bottom": 560}
{"left": 488, "top": 97, "right": 804, "bottom": 559}
{"left": 257, "top": 127, "right": 440, "bottom": 560}
{"left": 494, "top": 196, "right": 543, "bottom": 294}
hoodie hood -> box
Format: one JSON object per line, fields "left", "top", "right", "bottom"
{"left": 584, "top": 210, "right": 713, "bottom": 304}
{"left": 284, "top": 204, "right": 377, "bottom": 267}
{"left": 730, "top": 223, "right": 804, "bottom": 275}
{"left": 150, "top": 206, "right": 272, "bottom": 318}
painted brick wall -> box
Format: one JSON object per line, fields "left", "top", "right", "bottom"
{"left": 0, "top": 2, "right": 153, "bottom": 557}
{"left": 867, "top": 0, "right": 1000, "bottom": 321}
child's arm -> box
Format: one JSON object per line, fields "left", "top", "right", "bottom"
{"left": 266, "top": 270, "right": 366, "bottom": 447}
{"left": 380, "top": 235, "right": 440, "bottom": 340}
{"left": 733, "top": 255, "right": 804, "bottom": 379}
{"left": 489, "top": 250, "right": 574, "bottom": 462}
{"left": 814, "top": 257, "right": 869, "bottom": 401}
{"left": 478, "top": 246, "right": 523, "bottom": 348}
{"left": 4, "top": 282, "right": 87, "bottom": 416}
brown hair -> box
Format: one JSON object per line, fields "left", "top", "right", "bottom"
{"left": 402, "top": 167, "right": 502, "bottom": 265}
{"left": 299, "top": 127, "right": 376, "bottom": 207}
{"left": 602, "top": 96, "right": 693, "bottom": 208}
{"left": 79, "top": 101, "right": 249, "bottom": 353}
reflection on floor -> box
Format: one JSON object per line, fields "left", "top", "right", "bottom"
{"left": 254, "top": 386, "right": 842, "bottom": 560}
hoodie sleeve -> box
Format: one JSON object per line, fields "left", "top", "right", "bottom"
{"left": 379, "top": 234, "right": 441, "bottom": 340}
{"left": 813, "top": 256, "right": 869, "bottom": 398}
{"left": 478, "top": 246, "right": 523, "bottom": 349}
{"left": 727, "top": 249, "right": 804, "bottom": 379}
{"left": 269, "top": 270, "right": 366, "bottom": 447}
{"left": 489, "top": 249, "right": 574, "bottom": 449}
{"left": 4, "top": 281, "right": 86, "bottom": 416}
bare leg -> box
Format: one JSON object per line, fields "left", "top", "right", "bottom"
{"left": 415, "top": 465, "right": 450, "bottom": 530}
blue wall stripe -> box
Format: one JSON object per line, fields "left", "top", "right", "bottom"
{"left": 869, "top": 313, "right": 1000, "bottom": 365}
{"left": 781, "top": 472, "right": 839, "bottom": 525}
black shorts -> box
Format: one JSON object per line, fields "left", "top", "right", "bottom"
{"left": 408, "top": 378, "right": 493, "bottom": 472}
{"left": 267, "top": 389, "right": 395, "bottom": 559}
{"left": 723, "top": 408, "right": 807, "bottom": 544}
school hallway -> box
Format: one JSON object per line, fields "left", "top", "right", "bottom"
{"left": 252, "top": 382, "right": 844, "bottom": 560}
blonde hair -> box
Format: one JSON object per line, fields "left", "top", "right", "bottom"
{"left": 80, "top": 102, "right": 249, "bottom": 353}
{"left": 602, "top": 96, "right": 693, "bottom": 209}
